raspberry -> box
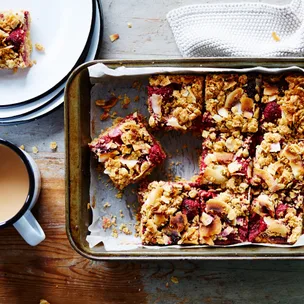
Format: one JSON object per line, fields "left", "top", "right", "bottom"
{"left": 275, "top": 204, "right": 288, "bottom": 218}
{"left": 6, "top": 28, "right": 25, "bottom": 51}
{"left": 238, "top": 219, "right": 249, "bottom": 241}
{"left": 148, "top": 144, "right": 165, "bottom": 164}
{"left": 181, "top": 199, "right": 200, "bottom": 221}
{"left": 263, "top": 102, "right": 282, "bottom": 123}
{"left": 248, "top": 215, "right": 267, "bottom": 242}
{"left": 201, "top": 113, "right": 215, "bottom": 129}
{"left": 147, "top": 86, "right": 173, "bottom": 102}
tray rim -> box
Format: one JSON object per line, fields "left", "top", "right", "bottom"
{"left": 65, "top": 58, "right": 304, "bottom": 260}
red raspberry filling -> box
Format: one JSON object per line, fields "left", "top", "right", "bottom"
{"left": 147, "top": 86, "right": 173, "bottom": 102}
{"left": 148, "top": 144, "right": 166, "bottom": 165}
{"left": 238, "top": 218, "right": 249, "bottom": 242}
{"left": 181, "top": 199, "right": 200, "bottom": 221}
{"left": 262, "top": 101, "right": 282, "bottom": 123}
{"left": 248, "top": 215, "right": 267, "bottom": 242}
{"left": 201, "top": 112, "right": 215, "bottom": 129}
{"left": 275, "top": 204, "right": 288, "bottom": 218}
{"left": 235, "top": 158, "right": 250, "bottom": 176}
{"left": 6, "top": 28, "right": 25, "bottom": 51}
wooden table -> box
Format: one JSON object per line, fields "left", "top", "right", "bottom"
{"left": 1, "top": 0, "right": 303, "bottom": 303}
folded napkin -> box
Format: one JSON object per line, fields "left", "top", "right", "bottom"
{"left": 167, "top": 0, "right": 304, "bottom": 57}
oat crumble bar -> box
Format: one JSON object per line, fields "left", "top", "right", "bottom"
{"left": 249, "top": 190, "right": 303, "bottom": 244}
{"left": 139, "top": 181, "right": 201, "bottom": 245}
{"left": 199, "top": 189, "right": 250, "bottom": 245}
{"left": 202, "top": 74, "right": 261, "bottom": 133}
{"left": 89, "top": 112, "right": 166, "bottom": 190}
{"left": 197, "top": 130, "right": 252, "bottom": 192}
{"left": 0, "top": 11, "right": 32, "bottom": 69}
{"left": 147, "top": 75, "right": 204, "bottom": 131}
{"left": 252, "top": 133, "right": 304, "bottom": 192}
{"left": 260, "top": 74, "right": 304, "bottom": 139}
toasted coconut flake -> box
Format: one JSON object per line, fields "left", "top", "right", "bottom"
{"left": 150, "top": 94, "right": 162, "bottom": 115}
{"left": 166, "top": 116, "right": 187, "bottom": 130}
{"left": 264, "top": 86, "right": 279, "bottom": 96}
{"left": 144, "top": 186, "right": 163, "bottom": 206}
{"left": 199, "top": 216, "right": 222, "bottom": 238}
{"left": 225, "top": 88, "right": 243, "bottom": 109}
{"left": 201, "top": 212, "right": 214, "bottom": 226}
{"left": 264, "top": 217, "right": 288, "bottom": 236}
{"left": 203, "top": 166, "right": 228, "bottom": 184}
{"left": 214, "top": 152, "right": 234, "bottom": 163}
{"left": 270, "top": 142, "right": 281, "bottom": 152}
{"left": 98, "top": 151, "right": 118, "bottom": 163}
{"left": 241, "top": 96, "right": 254, "bottom": 112}
{"left": 218, "top": 107, "right": 229, "bottom": 118}
{"left": 228, "top": 162, "right": 242, "bottom": 174}
{"left": 109, "top": 33, "right": 119, "bottom": 42}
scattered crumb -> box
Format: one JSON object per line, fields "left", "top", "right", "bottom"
{"left": 19, "top": 145, "right": 25, "bottom": 150}
{"left": 111, "top": 215, "right": 117, "bottom": 226}
{"left": 95, "top": 99, "right": 106, "bottom": 106}
{"left": 50, "top": 141, "right": 57, "bottom": 151}
{"left": 174, "top": 175, "right": 182, "bottom": 182}
{"left": 87, "top": 203, "right": 91, "bottom": 210}
{"left": 127, "top": 22, "right": 132, "bottom": 28}
{"left": 103, "top": 202, "right": 111, "bottom": 208}
{"left": 35, "top": 43, "right": 45, "bottom": 52}
{"left": 119, "top": 210, "right": 124, "bottom": 218}
{"left": 109, "top": 33, "right": 119, "bottom": 42}
{"left": 165, "top": 282, "right": 169, "bottom": 288}
{"left": 182, "top": 144, "right": 188, "bottom": 149}
{"left": 92, "top": 195, "right": 96, "bottom": 208}
{"left": 134, "top": 95, "right": 139, "bottom": 102}
{"left": 272, "top": 32, "right": 280, "bottom": 42}
{"left": 32, "top": 60, "right": 37, "bottom": 65}
{"left": 96, "top": 97, "right": 119, "bottom": 110}
{"left": 132, "top": 81, "right": 142, "bottom": 90}
{"left": 32, "top": 146, "right": 38, "bottom": 154}
{"left": 116, "top": 192, "right": 123, "bottom": 199}
{"left": 100, "top": 112, "right": 110, "bottom": 121}
{"left": 171, "top": 276, "right": 179, "bottom": 284}
{"left": 111, "top": 228, "right": 118, "bottom": 238}
{"left": 40, "top": 300, "right": 50, "bottom": 304}
{"left": 121, "top": 94, "right": 131, "bottom": 109}
{"left": 102, "top": 217, "right": 112, "bottom": 230}
{"left": 119, "top": 223, "right": 132, "bottom": 235}
{"left": 110, "top": 111, "right": 117, "bottom": 119}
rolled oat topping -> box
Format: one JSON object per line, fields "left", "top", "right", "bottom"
{"left": 0, "top": 11, "right": 32, "bottom": 69}
{"left": 89, "top": 112, "right": 166, "bottom": 190}
{"left": 249, "top": 190, "right": 303, "bottom": 244}
{"left": 147, "top": 75, "right": 204, "bottom": 130}
{"left": 204, "top": 74, "right": 261, "bottom": 133}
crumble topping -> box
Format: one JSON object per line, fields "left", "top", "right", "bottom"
{"left": 147, "top": 75, "right": 204, "bottom": 130}
{"left": 204, "top": 74, "right": 261, "bottom": 133}
{"left": 89, "top": 112, "right": 166, "bottom": 189}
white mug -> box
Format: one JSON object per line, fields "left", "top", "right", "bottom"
{"left": 0, "top": 139, "right": 45, "bottom": 246}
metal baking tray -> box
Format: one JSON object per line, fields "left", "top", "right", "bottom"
{"left": 65, "top": 58, "right": 304, "bottom": 260}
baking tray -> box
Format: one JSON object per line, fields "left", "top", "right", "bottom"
{"left": 65, "top": 58, "right": 304, "bottom": 260}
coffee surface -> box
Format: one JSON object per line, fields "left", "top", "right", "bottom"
{"left": 0, "top": 144, "right": 30, "bottom": 223}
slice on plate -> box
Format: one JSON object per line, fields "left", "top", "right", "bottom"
{"left": 0, "top": 11, "right": 32, "bottom": 69}
{"left": 139, "top": 181, "right": 201, "bottom": 245}
{"left": 260, "top": 74, "right": 304, "bottom": 139}
{"left": 252, "top": 133, "right": 304, "bottom": 192}
{"left": 199, "top": 189, "right": 250, "bottom": 245}
{"left": 197, "top": 130, "right": 252, "bottom": 193}
{"left": 89, "top": 112, "right": 166, "bottom": 190}
{"left": 202, "top": 73, "right": 261, "bottom": 133}
{"left": 248, "top": 189, "right": 303, "bottom": 244}
{"left": 147, "top": 75, "right": 204, "bottom": 131}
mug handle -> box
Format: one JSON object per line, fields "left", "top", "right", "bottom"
{"left": 13, "top": 211, "right": 45, "bottom": 246}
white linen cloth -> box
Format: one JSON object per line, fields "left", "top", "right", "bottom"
{"left": 167, "top": 0, "right": 304, "bottom": 57}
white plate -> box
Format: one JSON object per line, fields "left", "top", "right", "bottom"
{"left": 0, "top": 0, "right": 93, "bottom": 106}
{"left": 0, "top": 0, "right": 101, "bottom": 124}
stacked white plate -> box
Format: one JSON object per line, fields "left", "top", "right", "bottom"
{"left": 0, "top": 0, "right": 102, "bottom": 125}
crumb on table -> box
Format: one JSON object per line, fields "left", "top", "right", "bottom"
{"left": 32, "top": 146, "right": 38, "bottom": 154}
{"left": 109, "top": 33, "right": 119, "bottom": 42}
{"left": 50, "top": 141, "right": 57, "bottom": 151}
{"left": 35, "top": 43, "right": 45, "bottom": 51}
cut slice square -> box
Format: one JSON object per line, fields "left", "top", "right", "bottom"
{"left": 0, "top": 11, "right": 32, "bottom": 69}
{"left": 260, "top": 74, "right": 304, "bottom": 139}
{"left": 147, "top": 75, "right": 204, "bottom": 131}
{"left": 203, "top": 74, "right": 261, "bottom": 133}
{"left": 252, "top": 133, "right": 304, "bottom": 192}
{"left": 199, "top": 189, "right": 250, "bottom": 245}
{"left": 248, "top": 190, "right": 303, "bottom": 244}
{"left": 139, "top": 181, "right": 201, "bottom": 245}
{"left": 197, "top": 130, "right": 253, "bottom": 193}
{"left": 89, "top": 112, "right": 166, "bottom": 190}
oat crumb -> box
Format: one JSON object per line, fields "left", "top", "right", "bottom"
{"left": 121, "top": 94, "right": 131, "bottom": 109}
{"left": 50, "top": 141, "right": 57, "bottom": 151}
{"left": 272, "top": 32, "right": 280, "bottom": 42}
{"left": 32, "top": 146, "right": 38, "bottom": 154}
{"left": 127, "top": 22, "right": 132, "bottom": 28}
{"left": 116, "top": 192, "right": 123, "bottom": 199}
{"left": 35, "top": 43, "right": 45, "bottom": 51}
{"left": 87, "top": 203, "right": 90, "bottom": 210}
{"left": 134, "top": 95, "right": 139, "bottom": 102}
{"left": 19, "top": 145, "right": 25, "bottom": 150}
{"left": 119, "top": 223, "right": 132, "bottom": 235}
{"left": 109, "top": 33, "right": 119, "bottom": 42}
{"left": 103, "top": 202, "right": 111, "bottom": 208}
{"left": 119, "top": 210, "right": 124, "bottom": 218}
{"left": 40, "top": 299, "right": 50, "bottom": 304}
{"left": 102, "top": 217, "right": 112, "bottom": 230}
{"left": 100, "top": 112, "right": 110, "bottom": 121}
{"left": 165, "top": 282, "right": 169, "bottom": 288}
{"left": 111, "top": 228, "right": 118, "bottom": 238}
{"left": 171, "top": 276, "right": 179, "bottom": 284}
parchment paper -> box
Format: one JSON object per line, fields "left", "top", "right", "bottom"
{"left": 86, "top": 63, "right": 304, "bottom": 251}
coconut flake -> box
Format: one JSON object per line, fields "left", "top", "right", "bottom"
{"left": 221, "top": 226, "right": 234, "bottom": 237}
{"left": 166, "top": 116, "right": 187, "bottom": 130}
{"left": 218, "top": 107, "right": 229, "bottom": 118}
{"left": 150, "top": 94, "right": 162, "bottom": 115}
{"left": 201, "top": 212, "right": 214, "bottom": 226}
{"left": 270, "top": 142, "right": 281, "bottom": 152}
{"left": 119, "top": 159, "right": 138, "bottom": 168}
{"left": 228, "top": 162, "right": 242, "bottom": 174}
